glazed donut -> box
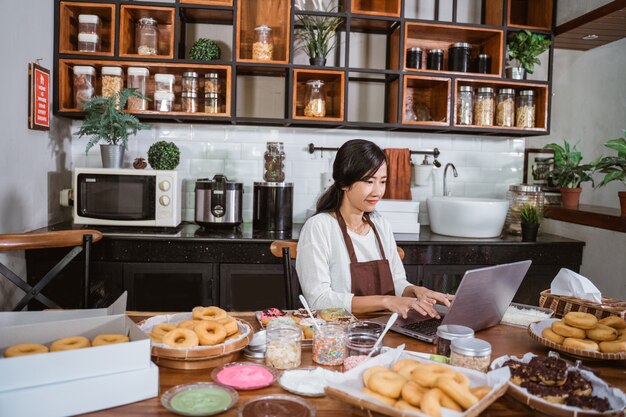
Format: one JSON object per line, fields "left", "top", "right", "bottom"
{"left": 598, "top": 316, "right": 626, "bottom": 330}
{"left": 4, "top": 343, "right": 49, "bottom": 358}
{"left": 217, "top": 316, "right": 239, "bottom": 336}
{"left": 178, "top": 319, "right": 202, "bottom": 330}
{"left": 439, "top": 389, "right": 463, "bottom": 411}
{"left": 436, "top": 375, "right": 478, "bottom": 410}
{"left": 368, "top": 370, "right": 406, "bottom": 399}
{"left": 563, "top": 337, "right": 599, "bottom": 351}
{"left": 392, "top": 359, "right": 422, "bottom": 380}
{"left": 50, "top": 336, "right": 91, "bottom": 352}
{"left": 92, "top": 334, "right": 130, "bottom": 346}
{"left": 394, "top": 400, "right": 421, "bottom": 412}
{"left": 563, "top": 312, "right": 598, "bottom": 330}
{"left": 470, "top": 386, "right": 492, "bottom": 400}
{"left": 192, "top": 306, "right": 227, "bottom": 321}
{"left": 411, "top": 363, "right": 455, "bottom": 388}
{"left": 551, "top": 320, "right": 586, "bottom": 339}
{"left": 420, "top": 387, "right": 443, "bottom": 417}
{"left": 362, "top": 388, "right": 396, "bottom": 406}
{"left": 542, "top": 327, "right": 565, "bottom": 344}
{"left": 586, "top": 324, "right": 618, "bottom": 342}
{"left": 152, "top": 323, "right": 176, "bottom": 337}
{"left": 401, "top": 380, "right": 427, "bottom": 406}
{"left": 162, "top": 328, "right": 199, "bottom": 349}
{"left": 194, "top": 321, "right": 227, "bottom": 346}
{"left": 362, "top": 365, "right": 389, "bottom": 386}
{"left": 599, "top": 339, "right": 626, "bottom": 353}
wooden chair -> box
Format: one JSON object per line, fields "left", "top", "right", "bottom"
{"left": 0, "top": 230, "right": 103, "bottom": 311}
{"left": 270, "top": 240, "right": 405, "bottom": 310}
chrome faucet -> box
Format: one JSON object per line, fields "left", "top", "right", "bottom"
{"left": 443, "top": 163, "right": 458, "bottom": 196}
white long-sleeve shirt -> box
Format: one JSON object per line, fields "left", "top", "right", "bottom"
{"left": 296, "top": 212, "right": 412, "bottom": 312}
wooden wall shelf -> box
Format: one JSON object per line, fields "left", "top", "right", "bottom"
{"left": 119, "top": 5, "right": 175, "bottom": 59}
{"left": 351, "top": 0, "right": 401, "bottom": 17}
{"left": 545, "top": 204, "right": 626, "bottom": 233}
{"left": 400, "top": 76, "right": 451, "bottom": 126}
{"left": 180, "top": 0, "right": 233, "bottom": 5}
{"left": 292, "top": 69, "right": 345, "bottom": 121}
{"left": 236, "top": 0, "right": 290, "bottom": 63}
{"left": 59, "top": 1, "right": 115, "bottom": 56}
{"left": 507, "top": 0, "right": 554, "bottom": 30}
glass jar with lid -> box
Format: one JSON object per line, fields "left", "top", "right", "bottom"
{"left": 78, "top": 14, "right": 100, "bottom": 36}
{"left": 263, "top": 142, "right": 285, "bottom": 182}
{"left": 456, "top": 86, "right": 473, "bottom": 125}
{"left": 435, "top": 324, "right": 474, "bottom": 357}
{"left": 181, "top": 92, "right": 198, "bottom": 113}
{"left": 127, "top": 67, "right": 149, "bottom": 111}
{"left": 313, "top": 323, "right": 347, "bottom": 366}
{"left": 78, "top": 33, "right": 99, "bottom": 52}
{"left": 204, "top": 92, "right": 220, "bottom": 114}
{"left": 265, "top": 326, "right": 301, "bottom": 370}
{"left": 181, "top": 71, "right": 199, "bottom": 95}
{"left": 154, "top": 91, "right": 174, "bottom": 112}
{"left": 205, "top": 72, "right": 219, "bottom": 94}
{"left": 343, "top": 321, "right": 383, "bottom": 371}
{"left": 154, "top": 73, "right": 175, "bottom": 93}
{"left": 448, "top": 42, "right": 471, "bottom": 72}
{"left": 473, "top": 87, "right": 494, "bottom": 126}
{"left": 73, "top": 65, "right": 96, "bottom": 109}
{"left": 450, "top": 337, "right": 492, "bottom": 372}
{"left": 516, "top": 90, "right": 536, "bottom": 128}
{"left": 406, "top": 47, "right": 422, "bottom": 69}
{"left": 136, "top": 17, "right": 158, "bottom": 55}
{"left": 504, "top": 184, "right": 544, "bottom": 235}
{"left": 496, "top": 88, "right": 515, "bottom": 127}
{"left": 101, "top": 66, "right": 123, "bottom": 99}
{"left": 304, "top": 80, "right": 326, "bottom": 118}
{"left": 253, "top": 25, "right": 274, "bottom": 61}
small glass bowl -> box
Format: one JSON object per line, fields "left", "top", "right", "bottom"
{"left": 278, "top": 367, "right": 326, "bottom": 397}
{"left": 211, "top": 362, "right": 278, "bottom": 390}
{"left": 237, "top": 394, "right": 316, "bottom": 417}
{"left": 161, "top": 382, "right": 238, "bottom": 417}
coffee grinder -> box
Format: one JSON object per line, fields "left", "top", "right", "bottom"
{"left": 253, "top": 142, "right": 293, "bottom": 231}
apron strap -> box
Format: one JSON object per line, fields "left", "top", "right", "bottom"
{"left": 336, "top": 211, "right": 387, "bottom": 263}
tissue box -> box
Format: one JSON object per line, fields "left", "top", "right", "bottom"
{"left": 539, "top": 289, "right": 626, "bottom": 320}
{"left": 376, "top": 200, "right": 420, "bottom": 234}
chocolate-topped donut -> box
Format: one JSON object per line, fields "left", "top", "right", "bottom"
{"left": 528, "top": 356, "right": 568, "bottom": 386}
{"left": 565, "top": 394, "right": 611, "bottom": 411}
{"left": 521, "top": 381, "right": 568, "bottom": 403}
{"left": 562, "top": 371, "right": 592, "bottom": 396}
{"left": 503, "top": 359, "right": 531, "bottom": 385}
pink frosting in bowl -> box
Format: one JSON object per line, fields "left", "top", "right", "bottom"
{"left": 212, "top": 363, "right": 276, "bottom": 390}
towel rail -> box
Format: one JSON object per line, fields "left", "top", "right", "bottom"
{"left": 307, "top": 143, "right": 441, "bottom": 167}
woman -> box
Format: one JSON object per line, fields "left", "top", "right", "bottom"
{"left": 296, "top": 139, "right": 450, "bottom": 319}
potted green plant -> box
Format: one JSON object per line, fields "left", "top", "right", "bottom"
{"left": 295, "top": 7, "right": 343, "bottom": 66}
{"left": 507, "top": 29, "right": 551, "bottom": 80}
{"left": 189, "top": 38, "right": 221, "bottom": 61}
{"left": 593, "top": 130, "right": 626, "bottom": 217}
{"left": 74, "top": 88, "right": 149, "bottom": 168}
{"left": 544, "top": 140, "right": 594, "bottom": 209}
{"left": 519, "top": 203, "right": 541, "bottom": 242}
{"left": 148, "top": 141, "right": 180, "bottom": 170}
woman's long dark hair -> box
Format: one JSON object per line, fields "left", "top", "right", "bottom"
{"left": 316, "top": 139, "right": 387, "bottom": 214}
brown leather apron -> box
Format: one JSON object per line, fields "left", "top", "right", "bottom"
{"left": 336, "top": 211, "right": 395, "bottom": 296}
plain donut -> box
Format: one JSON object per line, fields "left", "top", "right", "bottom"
{"left": 192, "top": 306, "right": 227, "bottom": 321}
{"left": 152, "top": 323, "right": 176, "bottom": 337}
{"left": 162, "top": 328, "right": 199, "bottom": 349}
{"left": 586, "top": 324, "right": 618, "bottom": 342}
{"left": 216, "top": 316, "right": 239, "bottom": 336}
{"left": 194, "top": 321, "right": 227, "bottom": 346}
{"left": 401, "top": 380, "right": 427, "bottom": 406}
{"left": 411, "top": 363, "right": 455, "bottom": 388}
{"left": 92, "top": 334, "right": 129, "bottom": 346}
{"left": 598, "top": 316, "right": 626, "bottom": 330}
{"left": 362, "top": 366, "right": 389, "bottom": 386}
{"left": 436, "top": 375, "right": 479, "bottom": 410}
{"left": 50, "top": 336, "right": 91, "bottom": 352}
{"left": 562, "top": 337, "right": 599, "bottom": 351}
{"left": 368, "top": 370, "right": 406, "bottom": 399}
{"left": 542, "top": 328, "right": 565, "bottom": 344}
{"left": 599, "top": 339, "right": 626, "bottom": 353}
{"left": 362, "top": 387, "right": 396, "bottom": 406}
{"left": 552, "top": 320, "right": 586, "bottom": 339}
{"left": 563, "top": 312, "right": 598, "bottom": 330}
{"left": 4, "top": 343, "right": 49, "bottom": 357}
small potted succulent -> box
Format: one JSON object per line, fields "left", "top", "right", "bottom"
{"left": 295, "top": 5, "right": 343, "bottom": 66}
{"left": 519, "top": 203, "right": 541, "bottom": 242}
{"left": 189, "top": 38, "right": 221, "bottom": 61}
{"left": 507, "top": 29, "right": 551, "bottom": 79}
{"left": 544, "top": 140, "right": 594, "bottom": 209}
{"left": 593, "top": 130, "right": 626, "bottom": 216}
{"left": 148, "top": 141, "right": 180, "bottom": 170}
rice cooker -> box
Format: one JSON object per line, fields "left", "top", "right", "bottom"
{"left": 195, "top": 174, "right": 243, "bottom": 227}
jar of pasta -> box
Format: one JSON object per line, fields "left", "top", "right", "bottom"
{"left": 265, "top": 326, "right": 301, "bottom": 370}
{"left": 456, "top": 86, "right": 473, "bottom": 125}
{"left": 73, "top": 65, "right": 96, "bottom": 109}
{"left": 304, "top": 80, "right": 326, "bottom": 118}
{"left": 473, "top": 87, "right": 494, "bottom": 126}
{"left": 516, "top": 90, "right": 536, "bottom": 128}
{"left": 101, "top": 66, "right": 123, "bottom": 99}
{"left": 253, "top": 25, "right": 273, "bottom": 61}
{"left": 495, "top": 88, "right": 515, "bottom": 127}
{"left": 450, "top": 337, "right": 492, "bottom": 372}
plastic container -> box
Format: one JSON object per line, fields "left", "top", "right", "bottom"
{"left": 204, "top": 92, "right": 219, "bottom": 114}
{"left": 473, "top": 87, "right": 494, "bottom": 126}
{"left": 406, "top": 47, "right": 422, "bottom": 69}
{"left": 101, "top": 66, "right": 122, "bottom": 98}
{"left": 78, "top": 14, "right": 100, "bottom": 36}
{"left": 450, "top": 337, "right": 492, "bottom": 372}
{"left": 304, "top": 80, "right": 326, "bottom": 118}
{"left": 456, "top": 86, "right": 473, "bottom": 125}
{"left": 253, "top": 25, "right": 273, "bottom": 61}
{"left": 265, "top": 326, "right": 302, "bottom": 370}
{"left": 136, "top": 17, "right": 158, "bottom": 55}
{"left": 448, "top": 42, "right": 471, "bottom": 72}
{"left": 154, "top": 91, "right": 174, "bottom": 112}
{"left": 237, "top": 394, "right": 316, "bottom": 417}
{"left": 504, "top": 184, "right": 544, "bottom": 236}
{"left": 516, "top": 90, "right": 536, "bottom": 128}
{"left": 181, "top": 92, "right": 198, "bottom": 113}
{"left": 73, "top": 65, "right": 96, "bottom": 109}
{"left": 77, "top": 33, "right": 99, "bottom": 52}
{"left": 435, "top": 324, "right": 474, "bottom": 357}
{"left": 263, "top": 142, "right": 285, "bottom": 182}
{"left": 426, "top": 49, "right": 444, "bottom": 70}
{"left": 496, "top": 88, "right": 515, "bottom": 127}
{"left": 155, "top": 73, "right": 175, "bottom": 93}
{"left": 161, "top": 382, "right": 238, "bottom": 416}
{"left": 312, "top": 323, "right": 346, "bottom": 366}
{"left": 127, "top": 67, "right": 149, "bottom": 111}
{"left": 205, "top": 72, "right": 219, "bottom": 93}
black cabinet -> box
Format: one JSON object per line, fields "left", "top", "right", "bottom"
{"left": 219, "top": 264, "right": 285, "bottom": 312}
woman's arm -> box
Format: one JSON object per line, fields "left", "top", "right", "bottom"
{"left": 351, "top": 294, "right": 444, "bottom": 319}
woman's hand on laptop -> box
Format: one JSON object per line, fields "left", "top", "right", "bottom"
{"left": 403, "top": 286, "right": 452, "bottom": 314}
{"left": 381, "top": 295, "right": 439, "bottom": 319}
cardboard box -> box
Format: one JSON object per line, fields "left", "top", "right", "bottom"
{"left": 376, "top": 200, "right": 420, "bottom": 234}
{"left": 539, "top": 289, "right": 626, "bottom": 320}
{"left": 0, "top": 362, "right": 158, "bottom": 417}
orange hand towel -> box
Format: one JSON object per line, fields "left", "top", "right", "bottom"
{"left": 383, "top": 148, "right": 412, "bottom": 200}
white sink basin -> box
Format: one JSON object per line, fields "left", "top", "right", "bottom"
{"left": 427, "top": 196, "right": 509, "bottom": 238}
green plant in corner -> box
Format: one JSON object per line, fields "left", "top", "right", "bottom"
{"left": 507, "top": 29, "right": 551, "bottom": 74}
{"left": 189, "top": 38, "right": 221, "bottom": 61}
{"left": 593, "top": 130, "right": 626, "bottom": 188}
{"left": 544, "top": 140, "right": 594, "bottom": 188}
{"left": 295, "top": 5, "right": 344, "bottom": 63}
{"left": 148, "top": 141, "right": 180, "bottom": 170}
{"left": 520, "top": 203, "right": 540, "bottom": 225}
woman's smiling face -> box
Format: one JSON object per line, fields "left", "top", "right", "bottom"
{"left": 342, "top": 163, "right": 387, "bottom": 213}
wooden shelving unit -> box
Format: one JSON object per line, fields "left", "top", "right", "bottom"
{"left": 53, "top": 0, "right": 556, "bottom": 136}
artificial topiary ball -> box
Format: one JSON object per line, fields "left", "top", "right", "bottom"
{"left": 189, "top": 38, "right": 221, "bottom": 61}
{"left": 147, "top": 141, "right": 180, "bottom": 170}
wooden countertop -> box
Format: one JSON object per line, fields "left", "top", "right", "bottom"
{"left": 83, "top": 312, "right": 626, "bottom": 417}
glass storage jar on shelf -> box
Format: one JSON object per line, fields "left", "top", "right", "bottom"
{"left": 456, "top": 86, "right": 473, "bottom": 125}
{"left": 181, "top": 92, "right": 198, "bottom": 113}
{"left": 101, "top": 66, "right": 122, "bottom": 99}
{"left": 304, "top": 80, "right": 326, "bottom": 118}
{"left": 495, "top": 88, "right": 515, "bottom": 127}
{"left": 155, "top": 73, "right": 174, "bottom": 94}
{"left": 78, "top": 14, "right": 100, "bottom": 36}
{"left": 263, "top": 142, "right": 285, "bottom": 182}
{"left": 73, "top": 65, "right": 96, "bottom": 109}
{"left": 127, "top": 67, "right": 149, "bottom": 111}
{"left": 204, "top": 92, "right": 220, "bottom": 114}
{"left": 136, "top": 17, "right": 158, "bottom": 55}
{"left": 204, "top": 72, "right": 219, "bottom": 94}
{"left": 473, "top": 87, "right": 494, "bottom": 126}
{"left": 504, "top": 184, "right": 544, "bottom": 235}
{"left": 154, "top": 91, "right": 174, "bottom": 112}
{"left": 448, "top": 42, "right": 471, "bottom": 72}
{"left": 265, "top": 326, "right": 301, "bottom": 370}
{"left": 253, "top": 25, "right": 273, "bottom": 61}
{"left": 78, "top": 33, "right": 99, "bottom": 52}
{"left": 516, "top": 90, "right": 536, "bottom": 128}
{"left": 182, "top": 72, "right": 199, "bottom": 95}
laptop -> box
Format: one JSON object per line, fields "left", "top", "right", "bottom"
{"left": 371, "top": 260, "right": 532, "bottom": 343}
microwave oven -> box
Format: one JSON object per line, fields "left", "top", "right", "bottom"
{"left": 71, "top": 168, "right": 181, "bottom": 227}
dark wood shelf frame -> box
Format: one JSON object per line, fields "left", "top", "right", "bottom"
{"left": 545, "top": 204, "right": 626, "bottom": 233}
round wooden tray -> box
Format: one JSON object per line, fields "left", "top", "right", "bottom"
{"left": 153, "top": 350, "right": 246, "bottom": 370}
{"left": 528, "top": 319, "right": 626, "bottom": 361}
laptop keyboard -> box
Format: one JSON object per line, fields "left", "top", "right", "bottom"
{"left": 401, "top": 318, "right": 443, "bottom": 337}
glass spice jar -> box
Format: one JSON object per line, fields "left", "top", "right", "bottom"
{"left": 136, "top": 17, "right": 158, "bottom": 56}
{"left": 304, "top": 80, "right": 326, "bottom": 118}
{"left": 473, "top": 87, "right": 494, "bottom": 126}
{"left": 204, "top": 92, "right": 219, "bottom": 114}
{"left": 456, "top": 86, "right": 474, "bottom": 125}
{"left": 204, "top": 72, "right": 219, "bottom": 94}
{"left": 435, "top": 324, "right": 474, "bottom": 357}
{"left": 181, "top": 92, "right": 198, "bottom": 113}
{"left": 448, "top": 42, "right": 471, "bottom": 72}
{"left": 406, "top": 47, "right": 422, "bottom": 69}
{"left": 182, "top": 71, "right": 199, "bottom": 95}
{"left": 450, "top": 338, "right": 492, "bottom": 372}
{"left": 426, "top": 49, "right": 444, "bottom": 70}
{"left": 265, "top": 326, "right": 302, "bottom": 370}
{"left": 516, "top": 90, "right": 536, "bottom": 128}
{"left": 263, "top": 142, "right": 285, "bottom": 182}
{"left": 127, "top": 67, "right": 149, "bottom": 111}
{"left": 73, "top": 65, "right": 96, "bottom": 109}
{"left": 101, "top": 66, "right": 123, "bottom": 99}
{"left": 253, "top": 25, "right": 273, "bottom": 61}
{"left": 504, "top": 184, "right": 544, "bottom": 235}
{"left": 495, "top": 88, "right": 515, "bottom": 127}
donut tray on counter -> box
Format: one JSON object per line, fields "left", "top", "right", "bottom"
{"left": 529, "top": 319, "right": 626, "bottom": 361}
{"left": 491, "top": 353, "right": 626, "bottom": 417}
